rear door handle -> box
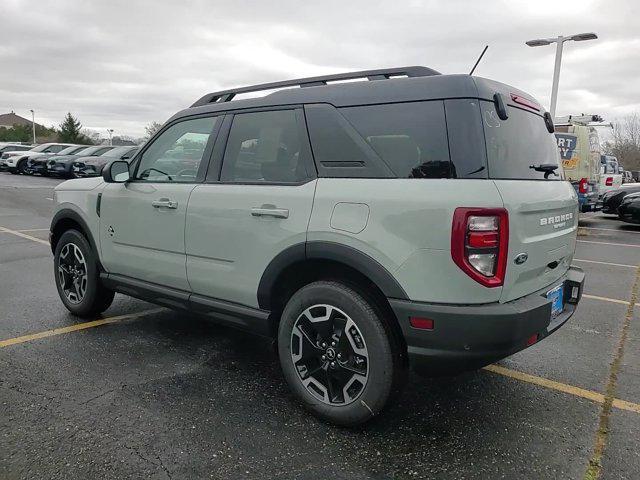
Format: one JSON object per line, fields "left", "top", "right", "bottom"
{"left": 251, "top": 206, "right": 289, "bottom": 219}
{"left": 152, "top": 198, "right": 178, "bottom": 209}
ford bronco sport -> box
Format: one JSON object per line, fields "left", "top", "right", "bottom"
{"left": 50, "top": 66, "right": 585, "bottom": 426}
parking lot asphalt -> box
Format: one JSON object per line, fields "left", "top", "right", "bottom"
{"left": 1, "top": 174, "right": 639, "bottom": 480}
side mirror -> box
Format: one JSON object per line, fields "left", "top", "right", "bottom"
{"left": 103, "top": 160, "right": 130, "bottom": 183}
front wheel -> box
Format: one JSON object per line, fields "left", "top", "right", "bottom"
{"left": 18, "top": 160, "right": 32, "bottom": 175}
{"left": 278, "top": 281, "right": 405, "bottom": 426}
{"left": 54, "top": 229, "right": 115, "bottom": 317}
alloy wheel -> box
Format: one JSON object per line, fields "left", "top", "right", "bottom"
{"left": 57, "top": 243, "right": 88, "bottom": 304}
{"left": 290, "top": 304, "right": 369, "bottom": 406}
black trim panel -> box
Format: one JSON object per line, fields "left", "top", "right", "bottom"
{"left": 257, "top": 243, "right": 306, "bottom": 309}
{"left": 101, "top": 273, "right": 273, "bottom": 337}
{"left": 306, "top": 241, "right": 408, "bottom": 299}
{"left": 256, "top": 241, "right": 409, "bottom": 310}
{"left": 50, "top": 209, "right": 99, "bottom": 256}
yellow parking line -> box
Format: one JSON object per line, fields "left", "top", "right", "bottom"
{"left": 577, "top": 239, "right": 640, "bottom": 248}
{"left": 573, "top": 258, "right": 637, "bottom": 269}
{"left": 582, "top": 293, "right": 632, "bottom": 306}
{"left": 484, "top": 364, "right": 605, "bottom": 403}
{"left": 484, "top": 364, "right": 640, "bottom": 415}
{"left": 0, "top": 225, "right": 49, "bottom": 246}
{"left": 0, "top": 308, "right": 163, "bottom": 348}
{"left": 579, "top": 226, "right": 640, "bottom": 235}
{"left": 612, "top": 398, "right": 640, "bottom": 414}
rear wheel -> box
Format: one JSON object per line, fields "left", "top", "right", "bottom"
{"left": 54, "top": 229, "right": 115, "bottom": 318}
{"left": 278, "top": 281, "right": 405, "bottom": 426}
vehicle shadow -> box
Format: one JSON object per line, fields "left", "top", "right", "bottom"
{"left": 84, "top": 310, "right": 590, "bottom": 479}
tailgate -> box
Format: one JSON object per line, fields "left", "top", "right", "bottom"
{"left": 494, "top": 180, "right": 579, "bottom": 302}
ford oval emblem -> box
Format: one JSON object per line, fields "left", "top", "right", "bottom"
{"left": 514, "top": 253, "right": 528, "bottom": 265}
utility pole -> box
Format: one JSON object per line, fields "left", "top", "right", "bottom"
{"left": 29, "top": 109, "right": 36, "bottom": 144}
{"left": 107, "top": 129, "right": 114, "bottom": 146}
{"left": 525, "top": 32, "right": 598, "bottom": 118}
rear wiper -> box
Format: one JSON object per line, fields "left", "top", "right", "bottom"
{"left": 529, "top": 164, "right": 559, "bottom": 179}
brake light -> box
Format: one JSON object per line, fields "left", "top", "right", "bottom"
{"left": 451, "top": 208, "right": 509, "bottom": 288}
{"left": 605, "top": 177, "right": 613, "bottom": 186}
{"left": 510, "top": 93, "right": 541, "bottom": 112}
{"left": 579, "top": 178, "right": 589, "bottom": 194}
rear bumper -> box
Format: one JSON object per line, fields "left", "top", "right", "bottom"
{"left": 390, "top": 266, "right": 585, "bottom": 375}
{"left": 578, "top": 193, "right": 601, "bottom": 212}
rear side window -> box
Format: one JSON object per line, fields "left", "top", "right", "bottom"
{"left": 340, "top": 101, "right": 450, "bottom": 178}
{"left": 481, "top": 101, "right": 561, "bottom": 180}
{"left": 221, "top": 110, "right": 310, "bottom": 183}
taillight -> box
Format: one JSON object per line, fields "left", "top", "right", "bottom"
{"left": 579, "top": 178, "right": 589, "bottom": 194}
{"left": 451, "top": 208, "right": 509, "bottom": 288}
{"left": 605, "top": 177, "right": 613, "bottom": 186}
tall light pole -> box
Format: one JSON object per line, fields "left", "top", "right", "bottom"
{"left": 29, "top": 109, "right": 36, "bottom": 144}
{"left": 107, "top": 129, "right": 114, "bottom": 146}
{"left": 526, "top": 32, "right": 598, "bottom": 118}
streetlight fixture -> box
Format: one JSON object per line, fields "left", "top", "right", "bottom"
{"left": 526, "top": 32, "right": 598, "bottom": 118}
{"left": 107, "top": 129, "right": 114, "bottom": 146}
{"left": 29, "top": 109, "right": 36, "bottom": 144}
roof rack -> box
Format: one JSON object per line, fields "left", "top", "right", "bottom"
{"left": 190, "top": 66, "right": 440, "bottom": 107}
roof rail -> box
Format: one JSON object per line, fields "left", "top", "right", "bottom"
{"left": 190, "top": 66, "right": 440, "bottom": 107}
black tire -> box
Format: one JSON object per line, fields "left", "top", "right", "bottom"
{"left": 54, "top": 229, "right": 115, "bottom": 318}
{"left": 17, "top": 160, "right": 32, "bottom": 175}
{"left": 278, "top": 280, "right": 405, "bottom": 426}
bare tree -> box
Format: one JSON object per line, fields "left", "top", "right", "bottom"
{"left": 144, "top": 121, "right": 163, "bottom": 140}
{"left": 603, "top": 113, "right": 640, "bottom": 171}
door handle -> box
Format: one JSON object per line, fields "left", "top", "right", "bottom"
{"left": 251, "top": 206, "right": 289, "bottom": 219}
{"left": 152, "top": 198, "right": 178, "bottom": 209}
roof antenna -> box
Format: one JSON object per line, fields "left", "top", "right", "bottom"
{"left": 469, "top": 45, "right": 489, "bottom": 75}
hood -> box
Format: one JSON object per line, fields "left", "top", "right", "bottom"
{"left": 49, "top": 154, "right": 84, "bottom": 164}
{"left": 75, "top": 155, "right": 111, "bottom": 167}
{"left": 3, "top": 151, "right": 43, "bottom": 159}
{"left": 54, "top": 176, "right": 104, "bottom": 192}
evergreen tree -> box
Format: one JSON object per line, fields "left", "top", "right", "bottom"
{"left": 58, "top": 113, "right": 84, "bottom": 143}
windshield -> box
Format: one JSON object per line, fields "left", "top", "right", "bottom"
{"left": 30, "top": 144, "right": 55, "bottom": 153}
{"left": 481, "top": 101, "right": 560, "bottom": 180}
{"left": 56, "top": 146, "right": 83, "bottom": 156}
{"left": 100, "top": 146, "right": 131, "bottom": 157}
{"left": 78, "top": 146, "right": 106, "bottom": 156}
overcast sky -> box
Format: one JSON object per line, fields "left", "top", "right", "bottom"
{"left": 1, "top": 0, "right": 638, "bottom": 138}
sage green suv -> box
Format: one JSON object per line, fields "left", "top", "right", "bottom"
{"left": 50, "top": 67, "right": 585, "bottom": 426}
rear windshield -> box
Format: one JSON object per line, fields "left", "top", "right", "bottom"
{"left": 481, "top": 101, "right": 560, "bottom": 180}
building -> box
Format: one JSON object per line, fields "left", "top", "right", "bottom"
{"left": 0, "top": 111, "right": 43, "bottom": 129}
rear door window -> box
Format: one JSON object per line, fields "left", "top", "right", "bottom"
{"left": 220, "top": 109, "right": 312, "bottom": 184}
{"left": 340, "top": 101, "right": 450, "bottom": 178}
{"left": 481, "top": 101, "right": 561, "bottom": 180}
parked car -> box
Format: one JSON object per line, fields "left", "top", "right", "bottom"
{"left": 0, "top": 143, "right": 76, "bottom": 174}
{"left": 0, "top": 143, "right": 33, "bottom": 155}
{"left": 601, "top": 184, "right": 640, "bottom": 214}
{"left": 72, "top": 146, "right": 139, "bottom": 177}
{"left": 50, "top": 66, "right": 584, "bottom": 426}
{"left": 46, "top": 146, "right": 115, "bottom": 178}
{"left": 622, "top": 170, "right": 635, "bottom": 184}
{"left": 599, "top": 155, "right": 623, "bottom": 196}
{"left": 618, "top": 193, "right": 640, "bottom": 224}
{"left": 27, "top": 145, "right": 90, "bottom": 175}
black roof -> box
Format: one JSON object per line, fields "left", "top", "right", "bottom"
{"left": 170, "top": 66, "right": 544, "bottom": 122}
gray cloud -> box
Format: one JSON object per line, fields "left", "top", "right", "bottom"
{"left": 1, "top": 0, "right": 637, "bottom": 137}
